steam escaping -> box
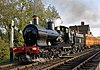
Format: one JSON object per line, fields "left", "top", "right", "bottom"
{"left": 54, "top": 18, "right": 62, "bottom": 27}
{"left": 43, "top": 0, "right": 100, "bottom": 26}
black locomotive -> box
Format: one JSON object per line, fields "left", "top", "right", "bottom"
{"left": 13, "top": 15, "right": 84, "bottom": 62}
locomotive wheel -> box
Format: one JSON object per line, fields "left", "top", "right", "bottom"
{"left": 25, "top": 54, "right": 32, "bottom": 62}
{"left": 47, "top": 41, "right": 51, "bottom": 46}
{"left": 18, "top": 55, "right": 26, "bottom": 62}
{"left": 72, "top": 49, "right": 76, "bottom": 54}
{"left": 18, "top": 54, "right": 32, "bottom": 63}
{"left": 57, "top": 53, "right": 62, "bottom": 57}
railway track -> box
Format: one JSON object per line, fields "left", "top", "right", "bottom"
{"left": 77, "top": 50, "right": 100, "bottom": 70}
{"left": 0, "top": 62, "right": 38, "bottom": 70}
{"left": 24, "top": 48, "right": 95, "bottom": 70}
{"left": 0, "top": 63, "right": 18, "bottom": 69}
{"left": 0, "top": 48, "right": 97, "bottom": 70}
{"left": 44, "top": 49, "right": 100, "bottom": 70}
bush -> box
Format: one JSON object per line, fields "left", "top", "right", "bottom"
{"left": 0, "top": 37, "right": 10, "bottom": 63}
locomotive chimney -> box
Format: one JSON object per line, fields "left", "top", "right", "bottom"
{"left": 32, "top": 15, "right": 39, "bottom": 25}
{"left": 81, "top": 21, "right": 84, "bottom": 26}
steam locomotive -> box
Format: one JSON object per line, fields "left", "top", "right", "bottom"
{"left": 13, "top": 15, "right": 87, "bottom": 62}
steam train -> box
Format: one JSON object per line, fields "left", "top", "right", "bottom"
{"left": 13, "top": 15, "right": 100, "bottom": 62}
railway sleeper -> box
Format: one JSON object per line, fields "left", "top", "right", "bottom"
{"left": 81, "top": 66, "right": 96, "bottom": 70}
{"left": 75, "top": 50, "right": 100, "bottom": 70}
{"left": 82, "top": 62, "right": 99, "bottom": 68}
{"left": 63, "top": 63, "right": 73, "bottom": 66}
{"left": 53, "top": 66, "right": 72, "bottom": 70}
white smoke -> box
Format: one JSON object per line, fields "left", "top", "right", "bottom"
{"left": 43, "top": 0, "right": 100, "bottom": 25}
{"left": 43, "top": 0, "right": 100, "bottom": 36}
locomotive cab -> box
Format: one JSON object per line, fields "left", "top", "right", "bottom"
{"left": 55, "top": 26, "right": 69, "bottom": 43}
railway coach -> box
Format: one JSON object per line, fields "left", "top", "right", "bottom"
{"left": 84, "top": 34, "right": 100, "bottom": 48}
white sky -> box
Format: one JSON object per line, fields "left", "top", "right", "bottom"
{"left": 42, "top": 0, "right": 100, "bottom": 37}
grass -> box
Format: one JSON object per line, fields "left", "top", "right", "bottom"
{"left": 0, "top": 58, "right": 10, "bottom": 64}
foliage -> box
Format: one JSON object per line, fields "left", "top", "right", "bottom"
{"left": 0, "top": 37, "right": 9, "bottom": 63}
{"left": 45, "top": 5, "right": 60, "bottom": 19}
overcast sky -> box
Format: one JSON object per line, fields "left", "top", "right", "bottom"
{"left": 42, "top": 0, "right": 100, "bottom": 37}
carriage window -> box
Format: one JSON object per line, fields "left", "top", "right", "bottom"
{"left": 66, "top": 29, "right": 68, "bottom": 33}
{"left": 76, "top": 38, "right": 79, "bottom": 43}
{"left": 57, "top": 26, "right": 60, "bottom": 30}
{"left": 79, "top": 38, "right": 81, "bottom": 43}
{"left": 76, "top": 39, "right": 78, "bottom": 43}
{"left": 82, "top": 39, "right": 84, "bottom": 43}
{"left": 76, "top": 38, "right": 82, "bottom": 43}
{"left": 62, "top": 28, "right": 64, "bottom": 31}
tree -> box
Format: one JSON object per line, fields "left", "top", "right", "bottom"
{"left": 0, "top": 0, "right": 60, "bottom": 62}
{"left": 45, "top": 4, "right": 60, "bottom": 21}
{"left": 32, "top": 0, "right": 46, "bottom": 26}
{"left": 0, "top": 0, "right": 60, "bottom": 44}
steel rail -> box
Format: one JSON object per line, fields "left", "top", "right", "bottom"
{"left": 41, "top": 48, "right": 95, "bottom": 70}
{"left": 73, "top": 50, "right": 100, "bottom": 70}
